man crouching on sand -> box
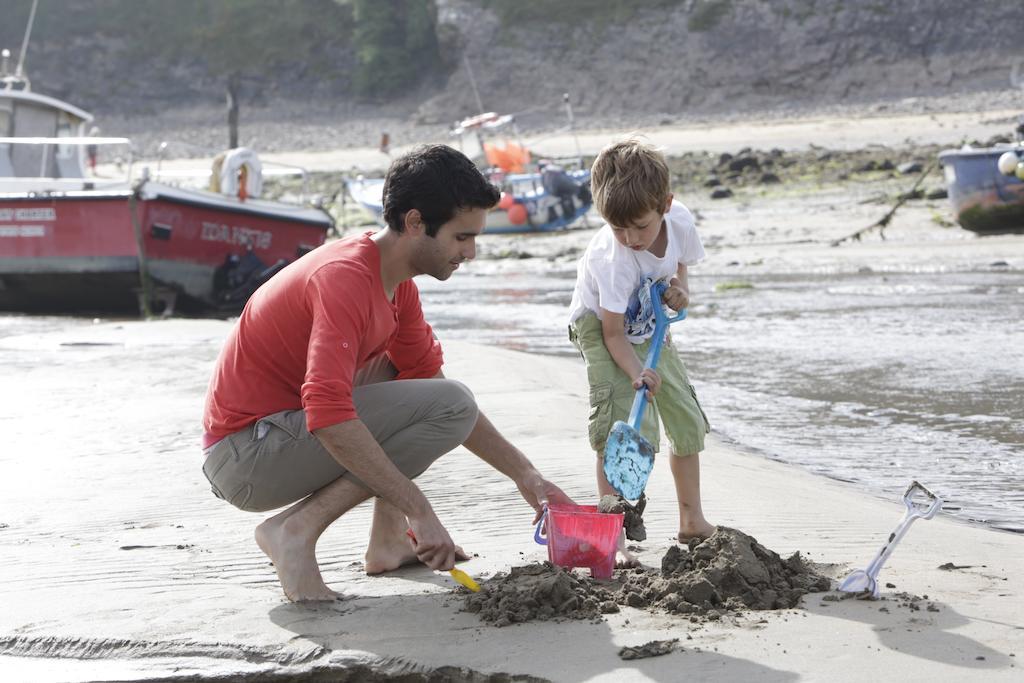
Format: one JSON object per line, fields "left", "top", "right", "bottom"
{"left": 200, "top": 144, "right": 572, "bottom": 601}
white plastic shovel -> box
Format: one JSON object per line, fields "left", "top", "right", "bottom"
{"left": 838, "top": 480, "right": 942, "bottom": 598}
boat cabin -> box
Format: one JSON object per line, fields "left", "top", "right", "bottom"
{"left": 1, "top": 87, "right": 93, "bottom": 180}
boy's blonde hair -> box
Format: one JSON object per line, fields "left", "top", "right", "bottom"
{"left": 590, "top": 138, "right": 671, "bottom": 227}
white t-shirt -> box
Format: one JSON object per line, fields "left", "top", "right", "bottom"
{"left": 568, "top": 200, "right": 705, "bottom": 342}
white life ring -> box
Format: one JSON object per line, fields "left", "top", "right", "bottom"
{"left": 219, "top": 147, "right": 263, "bottom": 200}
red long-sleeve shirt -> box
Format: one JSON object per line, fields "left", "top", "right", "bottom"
{"left": 202, "top": 232, "right": 443, "bottom": 448}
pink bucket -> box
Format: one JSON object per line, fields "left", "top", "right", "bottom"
{"left": 534, "top": 503, "right": 624, "bottom": 579}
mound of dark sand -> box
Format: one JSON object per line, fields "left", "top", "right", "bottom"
{"left": 466, "top": 527, "right": 831, "bottom": 626}
{"left": 616, "top": 527, "right": 832, "bottom": 615}
{"left": 618, "top": 639, "right": 679, "bottom": 660}
{"left": 464, "top": 563, "right": 612, "bottom": 627}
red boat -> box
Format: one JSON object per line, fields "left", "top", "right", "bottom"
{"left": 1, "top": 67, "right": 332, "bottom": 315}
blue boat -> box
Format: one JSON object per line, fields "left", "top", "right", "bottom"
{"left": 345, "top": 167, "right": 592, "bottom": 235}
{"left": 346, "top": 108, "right": 593, "bottom": 235}
{"left": 938, "top": 143, "right": 1024, "bottom": 235}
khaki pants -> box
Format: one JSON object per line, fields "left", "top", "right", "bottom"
{"left": 201, "top": 356, "right": 478, "bottom": 512}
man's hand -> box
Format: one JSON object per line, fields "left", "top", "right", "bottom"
{"left": 633, "top": 368, "right": 662, "bottom": 399}
{"left": 407, "top": 512, "right": 458, "bottom": 571}
{"left": 457, "top": 410, "right": 574, "bottom": 524}
{"left": 516, "top": 468, "right": 575, "bottom": 523}
{"left": 663, "top": 284, "right": 689, "bottom": 312}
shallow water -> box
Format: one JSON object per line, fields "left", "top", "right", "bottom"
{"left": 418, "top": 263, "right": 1024, "bottom": 533}
{"left": 3, "top": 261, "right": 1019, "bottom": 534}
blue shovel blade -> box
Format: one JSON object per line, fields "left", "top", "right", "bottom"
{"left": 603, "top": 420, "right": 655, "bottom": 501}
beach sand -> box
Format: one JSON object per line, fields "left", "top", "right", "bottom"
{"left": 110, "top": 106, "right": 1022, "bottom": 177}
{"left": 1, "top": 319, "right": 1021, "bottom": 682}
{"left": 5, "top": 106, "right": 1023, "bottom": 681}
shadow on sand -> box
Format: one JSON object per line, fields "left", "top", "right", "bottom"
{"left": 267, "top": 566, "right": 800, "bottom": 682}
{"left": 805, "top": 594, "right": 1015, "bottom": 670}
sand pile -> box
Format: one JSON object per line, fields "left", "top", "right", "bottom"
{"left": 615, "top": 527, "right": 831, "bottom": 615}
{"left": 464, "top": 563, "right": 615, "bottom": 627}
{"left": 466, "top": 528, "right": 831, "bottom": 627}
{"left": 618, "top": 639, "right": 679, "bottom": 660}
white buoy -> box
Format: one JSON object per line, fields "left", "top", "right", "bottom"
{"left": 997, "top": 151, "right": 1019, "bottom": 175}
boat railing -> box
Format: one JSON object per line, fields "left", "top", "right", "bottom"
{"left": 0, "top": 177, "right": 130, "bottom": 194}
{"left": 0, "top": 135, "right": 134, "bottom": 191}
{"left": 154, "top": 139, "right": 312, "bottom": 202}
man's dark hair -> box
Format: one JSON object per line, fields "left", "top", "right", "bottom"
{"left": 382, "top": 144, "right": 500, "bottom": 236}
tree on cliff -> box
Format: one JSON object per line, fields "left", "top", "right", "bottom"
{"left": 351, "top": 0, "right": 442, "bottom": 100}
{"left": 196, "top": 0, "right": 351, "bottom": 146}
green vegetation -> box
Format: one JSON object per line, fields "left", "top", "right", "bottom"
{"left": 476, "top": 0, "right": 685, "bottom": 26}
{"left": 772, "top": 0, "right": 826, "bottom": 25}
{"left": 1, "top": 1, "right": 353, "bottom": 68}
{"left": 714, "top": 281, "right": 755, "bottom": 292}
{"left": 0, "top": 0, "right": 445, "bottom": 101}
{"left": 930, "top": 210, "right": 956, "bottom": 228}
{"left": 352, "top": 0, "right": 442, "bottom": 99}
{"left": 662, "top": 144, "right": 947, "bottom": 202}
{"left": 687, "top": 0, "right": 733, "bottom": 32}
{"left": 199, "top": 1, "right": 352, "bottom": 79}
{"left": 957, "top": 203, "right": 1024, "bottom": 234}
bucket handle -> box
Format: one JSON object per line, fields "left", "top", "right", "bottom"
{"left": 533, "top": 505, "right": 549, "bottom": 546}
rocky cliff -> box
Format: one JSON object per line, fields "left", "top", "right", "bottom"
{"left": 3, "top": 0, "right": 1022, "bottom": 132}
{"left": 421, "top": 0, "right": 1024, "bottom": 126}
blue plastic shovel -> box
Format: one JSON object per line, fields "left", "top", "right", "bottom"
{"left": 603, "top": 280, "right": 687, "bottom": 501}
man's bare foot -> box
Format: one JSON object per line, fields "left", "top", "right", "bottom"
{"left": 364, "top": 535, "right": 470, "bottom": 575}
{"left": 255, "top": 517, "right": 339, "bottom": 602}
{"left": 678, "top": 521, "right": 717, "bottom": 544}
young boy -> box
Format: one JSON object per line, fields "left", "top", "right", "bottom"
{"left": 568, "top": 138, "right": 714, "bottom": 543}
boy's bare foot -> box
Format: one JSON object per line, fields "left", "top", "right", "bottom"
{"left": 255, "top": 517, "right": 339, "bottom": 602}
{"left": 616, "top": 530, "right": 640, "bottom": 568}
{"left": 678, "top": 521, "right": 717, "bottom": 544}
{"left": 364, "top": 535, "right": 470, "bottom": 575}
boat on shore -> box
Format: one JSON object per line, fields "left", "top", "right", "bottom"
{"left": 346, "top": 110, "right": 593, "bottom": 235}
{"left": 0, "top": 50, "right": 332, "bottom": 315}
{"left": 938, "top": 139, "right": 1024, "bottom": 235}
{"left": 346, "top": 166, "right": 592, "bottom": 235}
{"left": 937, "top": 65, "right": 1024, "bottom": 236}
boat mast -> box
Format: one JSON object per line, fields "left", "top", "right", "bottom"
{"left": 563, "top": 92, "right": 582, "bottom": 161}
{"left": 15, "top": 0, "right": 39, "bottom": 85}
{"left": 463, "top": 54, "right": 485, "bottom": 116}
{"left": 1011, "top": 61, "right": 1024, "bottom": 142}
{"left": 461, "top": 55, "right": 490, "bottom": 160}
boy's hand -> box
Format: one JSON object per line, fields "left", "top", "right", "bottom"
{"left": 663, "top": 285, "right": 689, "bottom": 312}
{"left": 633, "top": 368, "right": 662, "bottom": 399}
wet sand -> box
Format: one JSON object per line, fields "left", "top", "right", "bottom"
{"left": 1, "top": 321, "right": 1022, "bottom": 681}
{"left": 5, "top": 105, "right": 1023, "bottom": 680}
{"left": 415, "top": 177, "right": 1024, "bottom": 532}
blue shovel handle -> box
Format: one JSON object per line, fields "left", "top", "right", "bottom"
{"left": 626, "top": 281, "right": 687, "bottom": 430}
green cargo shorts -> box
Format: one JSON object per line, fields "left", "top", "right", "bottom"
{"left": 569, "top": 312, "right": 710, "bottom": 456}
